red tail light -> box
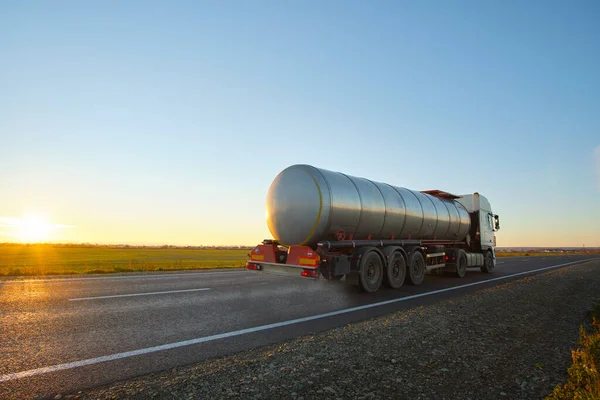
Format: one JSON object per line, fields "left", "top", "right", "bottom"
{"left": 301, "top": 269, "right": 319, "bottom": 278}
{"left": 246, "top": 263, "right": 261, "bottom": 271}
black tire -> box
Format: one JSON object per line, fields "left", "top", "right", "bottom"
{"left": 383, "top": 251, "right": 406, "bottom": 289}
{"left": 481, "top": 251, "right": 494, "bottom": 273}
{"left": 455, "top": 250, "right": 467, "bottom": 278}
{"left": 405, "top": 251, "right": 425, "bottom": 285}
{"left": 358, "top": 251, "right": 383, "bottom": 293}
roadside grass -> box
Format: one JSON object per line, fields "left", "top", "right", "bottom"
{"left": 0, "top": 244, "right": 250, "bottom": 277}
{"left": 546, "top": 298, "right": 600, "bottom": 399}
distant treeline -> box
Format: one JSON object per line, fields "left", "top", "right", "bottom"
{"left": 0, "top": 242, "right": 255, "bottom": 250}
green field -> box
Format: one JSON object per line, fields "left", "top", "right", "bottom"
{"left": 0, "top": 244, "right": 251, "bottom": 276}
{"left": 1, "top": 244, "right": 596, "bottom": 277}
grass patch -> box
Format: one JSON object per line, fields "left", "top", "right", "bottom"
{"left": 0, "top": 243, "right": 250, "bottom": 277}
{"left": 546, "top": 298, "right": 600, "bottom": 399}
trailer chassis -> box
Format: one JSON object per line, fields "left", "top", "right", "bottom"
{"left": 246, "top": 238, "right": 495, "bottom": 292}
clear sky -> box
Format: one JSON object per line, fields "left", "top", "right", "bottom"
{"left": 1, "top": 0, "right": 599, "bottom": 247}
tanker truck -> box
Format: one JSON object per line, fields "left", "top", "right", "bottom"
{"left": 246, "top": 164, "right": 500, "bottom": 292}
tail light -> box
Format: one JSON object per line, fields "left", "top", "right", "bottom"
{"left": 246, "top": 263, "right": 261, "bottom": 271}
{"left": 301, "top": 269, "right": 319, "bottom": 278}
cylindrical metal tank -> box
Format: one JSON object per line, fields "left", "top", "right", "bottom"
{"left": 265, "top": 164, "right": 471, "bottom": 247}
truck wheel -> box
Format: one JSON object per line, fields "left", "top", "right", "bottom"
{"left": 455, "top": 250, "right": 467, "bottom": 278}
{"left": 383, "top": 251, "right": 406, "bottom": 289}
{"left": 481, "top": 251, "right": 494, "bottom": 273}
{"left": 358, "top": 251, "right": 383, "bottom": 293}
{"left": 405, "top": 251, "right": 425, "bottom": 285}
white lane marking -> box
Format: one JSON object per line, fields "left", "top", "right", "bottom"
{"left": 522, "top": 259, "right": 529, "bottom": 262}
{"left": 69, "top": 288, "right": 211, "bottom": 301}
{"left": 1, "top": 257, "right": 598, "bottom": 383}
{"left": 497, "top": 262, "right": 505, "bottom": 264}
{"left": 2, "top": 270, "right": 245, "bottom": 284}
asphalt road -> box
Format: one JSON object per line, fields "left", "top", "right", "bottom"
{"left": 1, "top": 255, "right": 598, "bottom": 399}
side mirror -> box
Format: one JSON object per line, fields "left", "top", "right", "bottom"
{"left": 494, "top": 215, "right": 500, "bottom": 231}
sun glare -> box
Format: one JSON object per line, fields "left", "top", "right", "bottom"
{"left": 15, "top": 215, "right": 55, "bottom": 243}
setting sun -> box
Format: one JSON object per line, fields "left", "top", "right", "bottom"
{"left": 0, "top": 214, "right": 75, "bottom": 244}
{"left": 15, "top": 215, "right": 55, "bottom": 242}
{"left": 0, "top": 214, "right": 72, "bottom": 243}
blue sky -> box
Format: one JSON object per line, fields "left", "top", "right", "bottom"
{"left": 1, "top": 0, "right": 599, "bottom": 246}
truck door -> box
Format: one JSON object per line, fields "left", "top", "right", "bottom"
{"left": 480, "top": 211, "right": 496, "bottom": 250}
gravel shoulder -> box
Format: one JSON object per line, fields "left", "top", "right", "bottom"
{"left": 70, "top": 260, "right": 600, "bottom": 400}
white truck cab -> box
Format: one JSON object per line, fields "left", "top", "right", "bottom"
{"left": 456, "top": 193, "right": 500, "bottom": 266}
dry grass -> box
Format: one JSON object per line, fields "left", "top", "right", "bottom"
{"left": 546, "top": 299, "right": 600, "bottom": 399}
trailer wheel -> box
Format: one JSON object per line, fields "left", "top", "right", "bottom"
{"left": 406, "top": 251, "right": 425, "bottom": 285}
{"left": 481, "top": 251, "right": 494, "bottom": 273}
{"left": 358, "top": 251, "right": 383, "bottom": 293}
{"left": 455, "top": 250, "right": 467, "bottom": 278}
{"left": 383, "top": 251, "right": 406, "bottom": 289}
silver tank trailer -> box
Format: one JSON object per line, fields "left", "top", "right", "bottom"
{"left": 265, "top": 164, "right": 471, "bottom": 247}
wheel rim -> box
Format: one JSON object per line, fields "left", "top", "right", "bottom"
{"left": 390, "top": 255, "right": 405, "bottom": 284}
{"left": 393, "top": 259, "right": 401, "bottom": 277}
{"left": 365, "top": 260, "right": 381, "bottom": 287}
{"left": 367, "top": 262, "right": 374, "bottom": 279}
{"left": 367, "top": 260, "right": 379, "bottom": 284}
{"left": 412, "top": 259, "right": 423, "bottom": 279}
